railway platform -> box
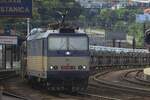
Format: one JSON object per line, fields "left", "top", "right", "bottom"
{"left": 144, "top": 68, "right": 150, "bottom": 80}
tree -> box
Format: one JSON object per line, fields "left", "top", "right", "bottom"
{"left": 128, "top": 23, "right": 143, "bottom": 46}
{"left": 35, "top": 0, "right": 82, "bottom": 22}
{"left": 98, "top": 9, "right": 112, "bottom": 29}
{"left": 113, "top": 21, "right": 128, "bottom": 32}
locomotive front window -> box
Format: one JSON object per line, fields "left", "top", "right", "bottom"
{"left": 48, "top": 37, "right": 67, "bottom": 50}
{"left": 69, "top": 37, "right": 88, "bottom": 50}
{"left": 48, "top": 36, "right": 88, "bottom": 50}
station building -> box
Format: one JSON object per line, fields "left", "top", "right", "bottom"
{"left": 0, "top": 27, "right": 25, "bottom": 70}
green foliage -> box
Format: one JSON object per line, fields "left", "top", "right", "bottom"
{"left": 128, "top": 23, "right": 144, "bottom": 46}
{"left": 115, "top": 8, "right": 127, "bottom": 20}
{"left": 98, "top": 8, "right": 142, "bottom": 28}
{"left": 95, "top": 8, "right": 145, "bottom": 47}
{"left": 33, "top": 0, "right": 81, "bottom": 21}
{"left": 0, "top": 0, "right": 147, "bottom": 47}
{"left": 79, "top": 15, "right": 85, "bottom": 21}
{"left": 112, "top": 21, "right": 128, "bottom": 32}
{"left": 0, "top": 0, "right": 82, "bottom": 35}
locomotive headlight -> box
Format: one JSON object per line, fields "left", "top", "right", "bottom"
{"left": 66, "top": 51, "right": 71, "bottom": 55}
{"left": 78, "top": 65, "right": 82, "bottom": 69}
{"left": 50, "top": 66, "right": 53, "bottom": 70}
{"left": 82, "top": 65, "right": 86, "bottom": 69}
{"left": 54, "top": 65, "right": 58, "bottom": 70}
{"left": 78, "top": 65, "right": 87, "bottom": 70}
{"left": 50, "top": 65, "right": 58, "bottom": 70}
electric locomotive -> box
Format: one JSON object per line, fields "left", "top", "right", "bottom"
{"left": 26, "top": 27, "right": 90, "bottom": 91}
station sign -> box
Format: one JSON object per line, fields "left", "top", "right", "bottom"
{"left": 0, "top": 36, "right": 17, "bottom": 45}
{"left": 0, "top": 0, "right": 32, "bottom": 17}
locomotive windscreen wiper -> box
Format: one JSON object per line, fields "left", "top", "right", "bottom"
{"left": 58, "top": 39, "right": 67, "bottom": 50}
{"left": 68, "top": 37, "right": 88, "bottom": 50}
{"left": 69, "top": 44, "right": 77, "bottom": 50}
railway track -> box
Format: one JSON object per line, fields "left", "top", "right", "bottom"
{"left": 122, "top": 69, "right": 150, "bottom": 86}
{"left": 3, "top": 91, "right": 29, "bottom": 100}
{"left": 88, "top": 68, "right": 150, "bottom": 99}
{"left": 135, "top": 70, "right": 150, "bottom": 84}
{"left": 2, "top": 68, "right": 150, "bottom": 100}
{"left": 0, "top": 70, "right": 17, "bottom": 80}
{"left": 0, "top": 70, "right": 30, "bottom": 100}
{"left": 87, "top": 71, "right": 125, "bottom": 100}
{"left": 79, "top": 92, "right": 121, "bottom": 100}
{"left": 93, "top": 69, "right": 150, "bottom": 96}
{"left": 1, "top": 70, "right": 117, "bottom": 100}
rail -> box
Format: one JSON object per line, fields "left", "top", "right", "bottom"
{"left": 0, "top": 70, "right": 29, "bottom": 100}
{"left": 121, "top": 69, "right": 150, "bottom": 86}
{"left": 79, "top": 92, "right": 121, "bottom": 100}
{"left": 135, "top": 70, "right": 150, "bottom": 83}
{"left": 93, "top": 69, "right": 150, "bottom": 95}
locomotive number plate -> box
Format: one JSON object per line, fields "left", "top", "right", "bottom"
{"left": 61, "top": 66, "right": 74, "bottom": 69}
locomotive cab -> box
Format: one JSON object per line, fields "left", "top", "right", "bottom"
{"left": 47, "top": 28, "right": 90, "bottom": 90}
{"left": 26, "top": 27, "right": 90, "bottom": 91}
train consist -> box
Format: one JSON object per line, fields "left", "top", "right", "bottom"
{"left": 90, "top": 46, "right": 150, "bottom": 70}
{"left": 25, "top": 27, "right": 150, "bottom": 92}
{"left": 26, "top": 28, "right": 90, "bottom": 91}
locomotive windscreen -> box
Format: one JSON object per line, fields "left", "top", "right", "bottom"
{"left": 48, "top": 37, "right": 67, "bottom": 50}
{"left": 48, "top": 36, "right": 88, "bottom": 50}
{"left": 68, "top": 37, "right": 88, "bottom": 50}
